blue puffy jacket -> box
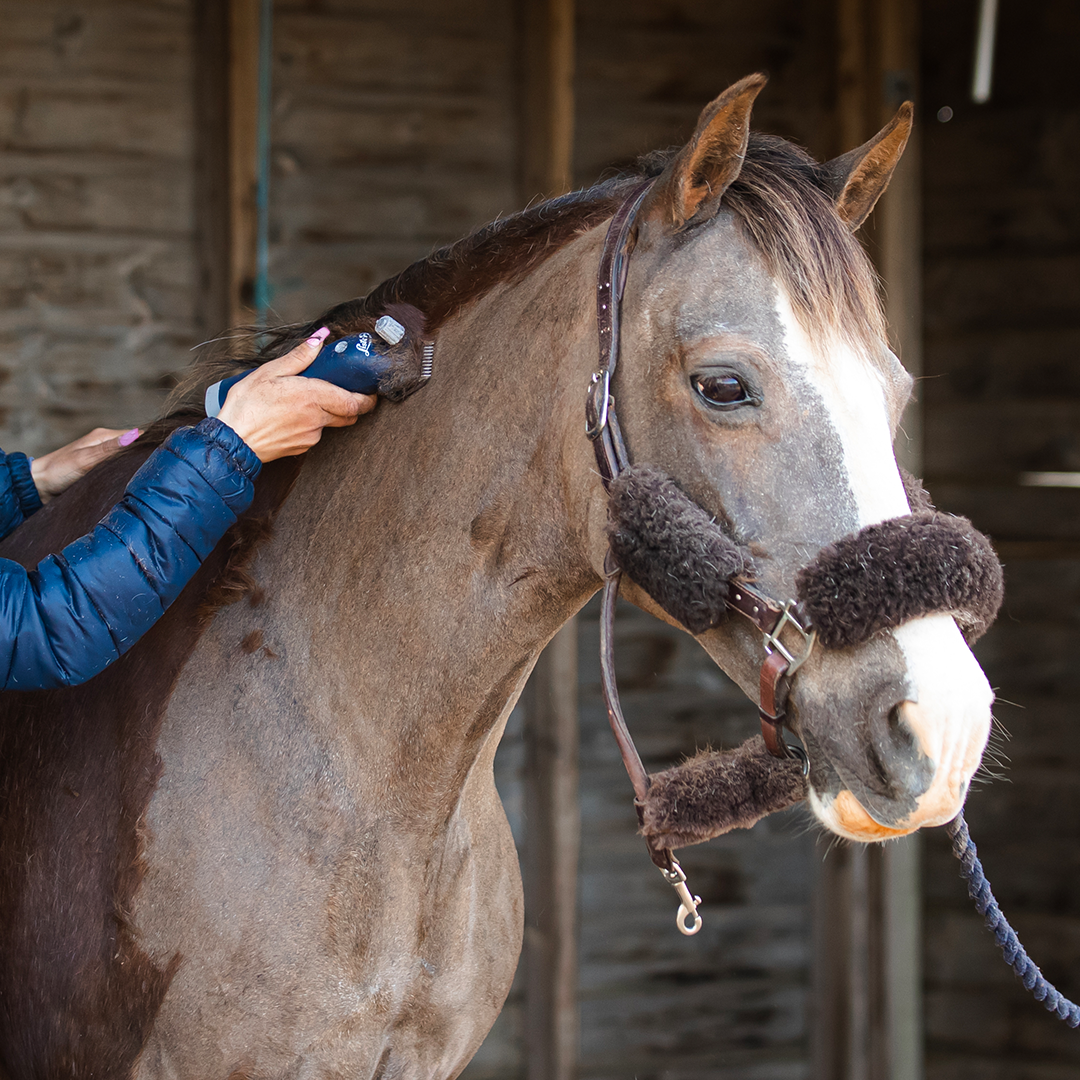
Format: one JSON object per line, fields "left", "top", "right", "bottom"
{"left": 0, "top": 418, "right": 261, "bottom": 690}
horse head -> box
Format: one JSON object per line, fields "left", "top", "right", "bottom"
{"left": 592, "top": 75, "right": 995, "bottom": 842}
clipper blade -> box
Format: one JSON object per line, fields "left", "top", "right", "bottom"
{"left": 421, "top": 342, "right": 434, "bottom": 381}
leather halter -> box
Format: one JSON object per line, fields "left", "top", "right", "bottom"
{"left": 586, "top": 183, "right": 814, "bottom": 873}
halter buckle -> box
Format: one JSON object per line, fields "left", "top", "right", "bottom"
{"left": 585, "top": 370, "right": 611, "bottom": 439}
{"left": 762, "top": 600, "right": 816, "bottom": 674}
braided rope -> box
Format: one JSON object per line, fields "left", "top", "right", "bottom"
{"left": 947, "top": 813, "right": 1080, "bottom": 1027}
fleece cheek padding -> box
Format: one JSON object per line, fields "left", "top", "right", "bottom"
{"left": 639, "top": 736, "right": 808, "bottom": 851}
{"left": 607, "top": 464, "right": 753, "bottom": 634}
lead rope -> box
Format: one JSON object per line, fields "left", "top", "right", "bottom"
{"left": 948, "top": 813, "right": 1080, "bottom": 1026}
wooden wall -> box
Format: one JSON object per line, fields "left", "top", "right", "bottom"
{"left": 920, "top": 1, "right": 1080, "bottom": 1076}
{"left": 266, "top": 0, "right": 519, "bottom": 325}
{"left": 0, "top": 0, "right": 199, "bottom": 456}
{"left": 3, "top": 0, "right": 1077, "bottom": 1076}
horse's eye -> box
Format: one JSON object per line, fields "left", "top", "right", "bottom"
{"left": 693, "top": 372, "right": 756, "bottom": 409}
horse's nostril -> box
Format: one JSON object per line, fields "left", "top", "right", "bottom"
{"left": 887, "top": 701, "right": 917, "bottom": 752}
{"left": 867, "top": 740, "right": 891, "bottom": 791}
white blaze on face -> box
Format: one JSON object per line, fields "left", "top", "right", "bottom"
{"left": 773, "top": 290, "right": 908, "bottom": 528}
{"left": 775, "top": 290, "right": 994, "bottom": 839}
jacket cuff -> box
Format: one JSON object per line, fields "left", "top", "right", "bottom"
{"left": 7, "top": 453, "right": 43, "bottom": 518}
{"left": 193, "top": 417, "right": 262, "bottom": 481}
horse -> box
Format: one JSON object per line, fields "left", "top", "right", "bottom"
{"left": 0, "top": 74, "right": 993, "bottom": 1078}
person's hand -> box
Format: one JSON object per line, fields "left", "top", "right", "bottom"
{"left": 216, "top": 327, "right": 376, "bottom": 463}
{"left": 31, "top": 427, "right": 139, "bottom": 502}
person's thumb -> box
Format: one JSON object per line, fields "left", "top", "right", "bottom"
{"left": 264, "top": 326, "right": 331, "bottom": 376}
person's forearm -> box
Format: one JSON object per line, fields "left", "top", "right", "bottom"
{"left": 0, "top": 420, "right": 260, "bottom": 690}
{"left": 0, "top": 451, "right": 42, "bottom": 540}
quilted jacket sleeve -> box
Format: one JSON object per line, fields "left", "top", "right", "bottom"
{"left": 0, "top": 418, "right": 261, "bottom": 690}
{"left": 0, "top": 450, "right": 43, "bottom": 540}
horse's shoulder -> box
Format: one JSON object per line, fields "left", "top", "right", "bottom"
{"left": 0, "top": 437, "right": 301, "bottom": 1078}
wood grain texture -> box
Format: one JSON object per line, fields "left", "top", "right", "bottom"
{"left": 0, "top": 0, "right": 198, "bottom": 455}
{"left": 266, "top": 0, "right": 517, "bottom": 326}
{"left": 523, "top": 620, "right": 580, "bottom": 1080}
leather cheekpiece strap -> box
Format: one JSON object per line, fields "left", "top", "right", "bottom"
{"left": 587, "top": 180, "right": 654, "bottom": 487}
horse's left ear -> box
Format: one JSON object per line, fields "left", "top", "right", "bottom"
{"left": 818, "top": 102, "right": 914, "bottom": 229}
{"left": 649, "top": 73, "right": 768, "bottom": 231}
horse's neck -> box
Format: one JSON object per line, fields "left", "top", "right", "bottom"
{"left": 247, "top": 238, "right": 603, "bottom": 801}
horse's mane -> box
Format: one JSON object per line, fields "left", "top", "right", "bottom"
{"left": 153, "top": 132, "right": 886, "bottom": 442}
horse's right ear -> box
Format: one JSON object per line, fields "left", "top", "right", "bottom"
{"left": 817, "top": 103, "right": 914, "bottom": 229}
{"left": 648, "top": 73, "right": 768, "bottom": 232}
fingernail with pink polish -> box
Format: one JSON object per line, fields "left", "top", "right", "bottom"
{"left": 118, "top": 428, "right": 140, "bottom": 447}
{"left": 306, "top": 326, "right": 331, "bottom": 347}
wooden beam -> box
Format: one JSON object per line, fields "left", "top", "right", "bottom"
{"left": 814, "top": 3, "right": 924, "bottom": 1079}
{"left": 517, "top": 0, "right": 575, "bottom": 202}
{"left": 192, "top": 0, "right": 261, "bottom": 337}
{"left": 228, "top": 0, "right": 261, "bottom": 329}
{"left": 192, "top": 0, "right": 230, "bottom": 338}
{"left": 523, "top": 621, "right": 580, "bottom": 1080}
{"left": 517, "top": 4, "right": 578, "bottom": 1078}
{"left": 878, "top": 0, "right": 922, "bottom": 475}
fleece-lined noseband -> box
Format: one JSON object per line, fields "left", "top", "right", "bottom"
{"left": 608, "top": 464, "right": 1004, "bottom": 651}
{"left": 586, "top": 182, "right": 1004, "bottom": 932}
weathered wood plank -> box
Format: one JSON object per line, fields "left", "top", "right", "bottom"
{"left": 925, "top": 400, "right": 1080, "bottom": 475}
{"left": 0, "top": 0, "right": 198, "bottom": 453}
{"left": 0, "top": 1, "right": 191, "bottom": 87}
{"left": 573, "top": 0, "right": 838, "bottom": 183}
{"left": 517, "top": 0, "right": 574, "bottom": 203}
{"left": 522, "top": 620, "right": 580, "bottom": 1080}
{"left": 922, "top": 254, "right": 1080, "bottom": 333}
{"left": 267, "top": 0, "right": 517, "bottom": 327}
{"left": 927, "top": 483, "right": 1080, "bottom": 542}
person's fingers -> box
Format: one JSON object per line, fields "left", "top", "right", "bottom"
{"left": 70, "top": 427, "right": 130, "bottom": 449}
{"left": 320, "top": 410, "right": 361, "bottom": 429}
{"left": 76, "top": 433, "right": 130, "bottom": 469}
{"left": 299, "top": 383, "right": 376, "bottom": 422}
{"left": 259, "top": 326, "right": 331, "bottom": 377}
{"left": 30, "top": 427, "right": 136, "bottom": 499}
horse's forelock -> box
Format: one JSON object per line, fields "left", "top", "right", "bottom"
{"left": 723, "top": 134, "right": 889, "bottom": 357}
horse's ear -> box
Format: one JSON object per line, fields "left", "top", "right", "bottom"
{"left": 818, "top": 103, "right": 914, "bottom": 229}
{"left": 649, "top": 73, "right": 768, "bottom": 231}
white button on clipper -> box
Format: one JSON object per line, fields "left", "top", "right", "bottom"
{"left": 374, "top": 315, "right": 405, "bottom": 345}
